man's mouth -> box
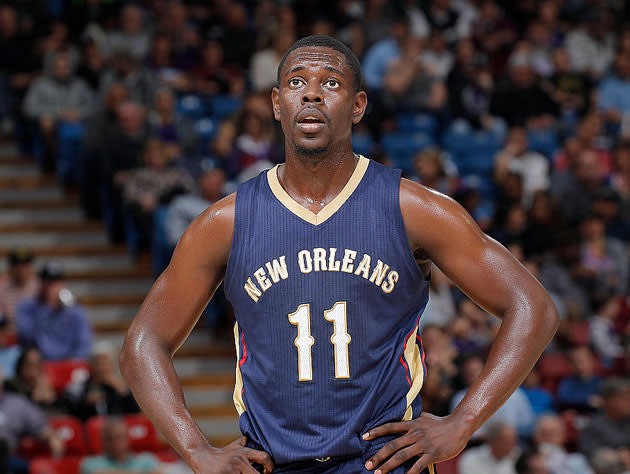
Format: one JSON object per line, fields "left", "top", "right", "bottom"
{"left": 297, "top": 114, "right": 326, "bottom": 133}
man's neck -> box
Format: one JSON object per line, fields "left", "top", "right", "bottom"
{"left": 278, "top": 147, "right": 358, "bottom": 214}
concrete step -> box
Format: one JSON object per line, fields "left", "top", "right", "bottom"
{"left": 67, "top": 278, "right": 153, "bottom": 298}
{"left": 87, "top": 305, "right": 140, "bottom": 324}
{"left": 0, "top": 187, "right": 63, "bottom": 202}
{"left": 183, "top": 386, "right": 233, "bottom": 408}
{"left": 0, "top": 221, "right": 101, "bottom": 233}
{"left": 0, "top": 196, "right": 79, "bottom": 209}
{"left": 0, "top": 163, "right": 40, "bottom": 177}
{"left": 0, "top": 254, "right": 136, "bottom": 274}
{"left": 173, "top": 357, "right": 234, "bottom": 378}
{"left": 94, "top": 330, "right": 215, "bottom": 353}
{"left": 180, "top": 374, "right": 235, "bottom": 389}
{"left": 198, "top": 418, "right": 240, "bottom": 440}
{"left": 0, "top": 174, "right": 56, "bottom": 189}
{"left": 0, "top": 143, "right": 20, "bottom": 158}
{"left": 0, "top": 245, "right": 127, "bottom": 258}
{"left": 0, "top": 230, "right": 107, "bottom": 248}
{"left": 0, "top": 208, "right": 82, "bottom": 225}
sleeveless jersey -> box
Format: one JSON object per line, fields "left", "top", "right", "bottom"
{"left": 223, "top": 155, "right": 430, "bottom": 464}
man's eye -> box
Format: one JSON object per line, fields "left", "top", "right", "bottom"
{"left": 290, "top": 79, "right": 302, "bottom": 87}
{"left": 327, "top": 80, "right": 339, "bottom": 88}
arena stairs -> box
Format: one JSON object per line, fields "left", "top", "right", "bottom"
{"left": 0, "top": 142, "right": 240, "bottom": 447}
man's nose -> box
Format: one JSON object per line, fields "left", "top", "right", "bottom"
{"left": 302, "top": 84, "right": 322, "bottom": 103}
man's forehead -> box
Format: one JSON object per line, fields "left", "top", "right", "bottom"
{"left": 282, "top": 46, "right": 347, "bottom": 75}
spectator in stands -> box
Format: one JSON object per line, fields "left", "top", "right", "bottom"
{"left": 190, "top": 40, "right": 245, "bottom": 96}
{"left": 410, "top": 147, "right": 457, "bottom": 196}
{"left": 250, "top": 30, "right": 296, "bottom": 92}
{"left": 0, "top": 249, "right": 39, "bottom": 330}
{"left": 79, "top": 83, "right": 129, "bottom": 219}
{"left": 611, "top": 141, "right": 630, "bottom": 202}
{"left": 458, "top": 421, "right": 520, "bottom": 474}
{"left": 554, "top": 114, "right": 612, "bottom": 174}
{"left": 544, "top": 48, "right": 592, "bottom": 119}
{"left": 100, "top": 51, "right": 156, "bottom": 106}
{"left": 22, "top": 50, "right": 94, "bottom": 169}
{"left": 521, "top": 366, "right": 554, "bottom": 419}
{"left": 165, "top": 161, "right": 226, "bottom": 247}
{"left": 556, "top": 345, "right": 603, "bottom": 413}
{"left": 552, "top": 149, "right": 608, "bottom": 225}
{"left": 123, "top": 139, "right": 195, "bottom": 252}
{"left": 76, "top": 38, "right": 106, "bottom": 93}
{"left": 417, "top": 325, "right": 456, "bottom": 415}
{"left": 590, "top": 295, "right": 624, "bottom": 364}
{"left": 383, "top": 36, "right": 448, "bottom": 115}
{"left": 218, "top": 2, "right": 256, "bottom": 71}
{"left": 579, "top": 378, "right": 630, "bottom": 460}
{"left": 514, "top": 449, "right": 550, "bottom": 474}
{"left": 67, "top": 342, "right": 138, "bottom": 420}
{"left": 145, "top": 33, "right": 189, "bottom": 93}
{"left": 421, "top": 267, "right": 457, "bottom": 330}
{"left": 533, "top": 415, "right": 593, "bottom": 474}
{"left": 4, "top": 347, "right": 57, "bottom": 413}
{"left": 598, "top": 53, "right": 630, "bottom": 132}
{"left": 105, "top": 4, "right": 150, "bottom": 61}
{"left": 494, "top": 127, "right": 549, "bottom": 204}
{"left": 592, "top": 188, "right": 630, "bottom": 244}
{"left": 412, "top": 0, "right": 467, "bottom": 44}
{"left": 522, "top": 191, "right": 559, "bottom": 258}
{"left": 451, "top": 353, "right": 535, "bottom": 438}
{"left": 590, "top": 448, "right": 630, "bottom": 474}
{"left": 0, "top": 314, "right": 20, "bottom": 379}
{"left": 490, "top": 50, "right": 557, "bottom": 128}
{"left": 565, "top": 12, "right": 616, "bottom": 79}
{"left": 446, "top": 38, "right": 497, "bottom": 131}
{"left": 362, "top": 16, "right": 408, "bottom": 90}
{"left": 421, "top": 32, "right": 454, "bottom": 80}
{"left": 148, "top": 87, "right": 197, "bottom": 158}
{"left": 0, "top": 366, "right": 64, "bottom": 474}
{"left": 81, "top": 417, "right": 161, "bottom": 474}
{"left": 470, "top": 1, "right": 517, "bottom": 73}
{"left": 0, "top": 5, "right": 38, "bottom": 134}
{"left": 16, "top": 264, "right": 92, "bottom": 361}
{"left": 578, "top": 213, "right": 628, "bottom": 298}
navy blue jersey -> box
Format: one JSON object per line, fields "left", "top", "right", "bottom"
{"left": 224, "top": 156, "right": 430, "bottom": 464}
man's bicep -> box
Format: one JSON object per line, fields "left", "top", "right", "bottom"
{"left": 127, "top": 195, "right": 235, "bottom": 353}
{"left": 402, "top": 181, "right": 539, "bottom": 318}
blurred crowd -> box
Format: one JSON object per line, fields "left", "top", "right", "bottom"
{"left": 0, "top": 0, "right": 630, "bottom": 473}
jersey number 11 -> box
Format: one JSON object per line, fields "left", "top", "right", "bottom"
{"left": 288, "top": 302, "right": 351, "bottom": 381}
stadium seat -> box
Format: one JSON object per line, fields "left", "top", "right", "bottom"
{"left": 85, "top": 416, "right": 106, "bottom": 454}
{"left": 55, "top": 121, "right": 85, "bottom": 186}
{"left": 195, "top": 117, "right": 219, "bottom": 154}
{"left": 538, "top": 352, "right": 573, "bottom": 395}
{"left": 396, "top": 113, "right": 437, "bottom": 136}
{"left": 527, "top": 128, "right": 559, "bottom": 159}
{"left": 177, "top": 94, "right": 206, "bottom": 119}
{"left": 436, "top": 454, "right": 461, "bottom": 474}
{"left": 351, "top": 132, "right": 374, "bottom": 157}
{"left": 50, "top": 416, "right": 87, "bottom": 456}
{"left": 17, "top": 437, "right": 49, "bottom": 459}
{"left": 567, "top": 321, "right": 590, "bottom": 346}
{"left": 209, "top": 95, "right": 242, "bottom": 119}
{"left": 124, "top": 414, "right": 160, "bottom": 452}
{"left": 86, "top": 414, "right": 160, "bottom": 454}
{"left": 43, "top": 360, "right": 90, "bottom": 396}
{"left": 382, "top": 132, "right": 434, "bottom": 171}
{"left": 30, "top": 457, "right": 81, "bottom": 474}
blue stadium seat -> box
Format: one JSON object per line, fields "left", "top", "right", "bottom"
{"left": 382, "top": 132, "right": 434, "bottom": 171}
{"left": 443, "top": 129, "right": 504, "bottom": 179}
{"left": 352, "top": 132, "right": 374, "bottom": 157}
{"left": 195, "top": 118, "right": 218, "bottom": 155}
{"left": 56, "top": 121, "right": 85, "bottom": 186}
{"left": 396, "top": 113, "right": 437, "bottom": 136}
{"left": 527, "top": 128, "right": 559, "bottom": 159}
{"left": 177, "top": 95, "right": 206, "bottom": 119}
{"left": 209, "top": 95, "right": 243, "bottom": 119}
{"left": 152, "top": 206, "right": 174, "bottom": 276}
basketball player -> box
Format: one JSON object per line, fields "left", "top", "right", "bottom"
{"left": 120, "top": 36, "right": 559, "bottom": 474}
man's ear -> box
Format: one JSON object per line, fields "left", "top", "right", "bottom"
{"left": 271, "top": 87, "right": 281, "bottom": 121}
{"left": 352, "top": 91, "right": 368, "bottom": 125}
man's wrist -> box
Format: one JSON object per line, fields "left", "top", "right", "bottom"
{"left": 445, "top": 410, "right": 477, "bottom": 442}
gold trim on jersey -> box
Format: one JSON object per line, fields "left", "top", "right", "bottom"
{"left": 233, "top": 323, "right": 246, "bottom": 415}
{"left": 402, "top": 325, "right": 424, "bottom": 421}
{"left": 428, "top": 464, "right": 435, "bottom": 474}
{"left": 266, "top": 155, "right": 370, "bottom": 226}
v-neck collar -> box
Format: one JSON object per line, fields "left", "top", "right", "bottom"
{"left": 266, "top": 155, "right": 370, "bottom": 226}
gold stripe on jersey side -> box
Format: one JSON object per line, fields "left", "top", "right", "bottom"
{"left": 428, "top": 464, "right": 435, "bottom": 474}
{"left": 267, "top": 155, "right": 370, "bottom": 226}
{"left": 233, "top": 323, "right": 246, "bottom": 415}
{"left": 402, "top": 325, "right": 424, "bottom": 421}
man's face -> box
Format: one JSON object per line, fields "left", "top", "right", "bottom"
{"left": 10, "top": 262, "right": 33, "bottom": 285}
{"left": 489, "top": 426, "right": 517, "bottom": 459}
{"left": 272, "top": 47, "right": 366, "bottom": 158}
{"left": 104, "top": 421, "right": 129, "bottom": 459}
{"left": 53, "top": 55, "right": 71, "bottom": 81}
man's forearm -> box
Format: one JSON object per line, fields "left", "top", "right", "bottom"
{"left": 450, "top": 299, "right": 558, "bottom": 436}
{"left": 120, "top": 335, "right": 212, "bottom": 465}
